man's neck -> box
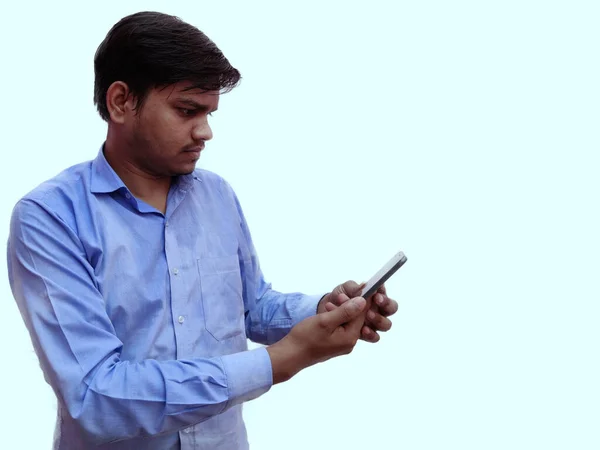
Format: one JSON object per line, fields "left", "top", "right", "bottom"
{"left": 103, "top": 138, "right": 171, "bottom": 214}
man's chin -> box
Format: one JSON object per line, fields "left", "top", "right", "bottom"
{"left": 164, "top": 155, "right": 200, "bottom": 177}
{"left": 173, "top": 170, "right": 195, "bottom": 177}
{"left": 171, "top": 163, "right": 197, "bottom": 177}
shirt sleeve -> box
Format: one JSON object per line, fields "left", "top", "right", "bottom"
{"left": 225, "top": 184, "right": 326, "bottom": 345}
{"left": 7, "top": 198, "right": 272, "bottom": 445}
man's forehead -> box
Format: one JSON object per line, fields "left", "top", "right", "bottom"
{"left": 164, "top": 82, "right": 220, "bottom": 99}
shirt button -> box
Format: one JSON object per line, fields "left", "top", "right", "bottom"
{"left": 173, "top": 268, "right": 179, "bottom": 275}
{"left": 125, "top": 193, "right": 131, "bottom": 199}
{"left": 178, "top": 315, "right": 185, "bottom": 324}
{"left": 165, "top": 221, "right": 169, "bottom": 227}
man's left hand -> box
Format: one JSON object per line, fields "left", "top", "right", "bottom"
{"left": 317, "top": 280, "right": 399, "bottom": 343}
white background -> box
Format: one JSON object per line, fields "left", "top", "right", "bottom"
{"left": 1, "top": 1, "right": 599, "bottom": 448}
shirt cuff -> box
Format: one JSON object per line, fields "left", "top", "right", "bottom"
{"left": 220, "top": 347, "right": 273, "bottom": 407}
{"left": 289, "top": 292, "right": 328, "bottom": 327}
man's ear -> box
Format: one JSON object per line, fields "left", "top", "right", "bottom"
{"left": 106, "top": 81, "right": 134, "bottom": 124}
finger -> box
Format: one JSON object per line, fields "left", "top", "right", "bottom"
{"left": 373, "top": 293, "right": 398, "bottom": 317}
{"left": 328, "top": 292, "right": 350, "bottom": 308}
{"left": 321, "top": 297, "right": 366, "bottom": 330}
{"left": 379, "top": 298, "right": 399, "bottom": 317}
{"left": 377, "top": 284, "right": 387, "bottom": 295}
{"left": 373, "top": 293, "right": 388, "bottom": 308}
{"left": 336, "top": 293, "right": 351, "bottom": 305}
{"left": 324, "top": 302, "right": 337, "bottom": 312}
{"left": 366, "top": 309, "right": 392, "bottom": 332}
{"left": 360, "top": 325, "right": 380, "bottom": 343}
{"left": 342, "top": 299, "right": 370, "bottom": 335}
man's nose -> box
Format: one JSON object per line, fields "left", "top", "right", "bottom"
{"left": 192, "top": 118, "right": 213, "bottom": 142}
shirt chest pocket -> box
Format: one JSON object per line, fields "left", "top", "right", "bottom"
{"left": 197, "top": 255, "right": 245, "bottom": 341}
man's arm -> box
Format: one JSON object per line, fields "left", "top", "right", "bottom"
{"left": 7, "top": 198, "right": 272, "bottom": 445}
{"left": 224, "top": 182, "right": 325, "bottom": 344}
{"left": 225, "top": 180, "right": 399, "bottom": 345}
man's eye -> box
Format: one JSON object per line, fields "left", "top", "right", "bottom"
{"left": 178, "top": 108, "right": 195, "bottom": 116}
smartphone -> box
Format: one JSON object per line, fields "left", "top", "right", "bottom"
{"left": 360, "top": 251, "right": 407, "bottom": 299}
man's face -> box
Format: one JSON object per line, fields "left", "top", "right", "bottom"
{"left": 125, "top": 82, "right": 219, "bottom": 177}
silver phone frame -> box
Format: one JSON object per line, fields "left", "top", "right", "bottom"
{"left": 360, "top": 251, "right": 407, "bottom": 299}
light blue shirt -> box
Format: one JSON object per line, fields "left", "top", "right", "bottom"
{"left": 7, "top": 147, "right": 322, "bottom": 449}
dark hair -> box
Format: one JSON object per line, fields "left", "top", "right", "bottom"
{"left": 93, "top": 11, "right": 241, "bottom": 121}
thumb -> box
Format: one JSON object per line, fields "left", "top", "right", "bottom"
{"left": 321, "top": 296, "right": 366, "bottom": 329}
{"left": 341, "top": 280, "right": 366, "bottom": 297}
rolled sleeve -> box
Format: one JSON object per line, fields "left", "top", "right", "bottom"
{"left": 289, "top": 292, "right": 327, "bottom": 327}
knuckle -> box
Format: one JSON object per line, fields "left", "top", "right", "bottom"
{"left": 316, "top": 316, "right": 328, "bottom": 329}
{"left": 342, "top": 338, "right": 357, "bottom": 354}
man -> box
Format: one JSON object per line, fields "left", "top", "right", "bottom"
{"left": 7, "top": 11, "right": 398, "bottom": 450}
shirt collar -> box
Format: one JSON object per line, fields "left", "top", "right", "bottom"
{"left": 172, "top": 171, "right": 199, "bottom": 192}
{"left": 90, "top": 145, "right": 126, "bottom": 194}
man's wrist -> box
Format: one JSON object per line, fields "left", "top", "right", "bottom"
{"left": 266, "top": 338, "right": 305, "bottom": 384}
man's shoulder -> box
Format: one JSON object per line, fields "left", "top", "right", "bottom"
{"left": 16, "top": 160, "right": 93, "bottom": 216}
{"left": 193, "top": 168, "right": 236, "bottom": 195}
{"left": 191, "top": 168, "right": 245, "bottom": 219}
{"left": 194, "top": 168, "right": 225, "bottom": 185}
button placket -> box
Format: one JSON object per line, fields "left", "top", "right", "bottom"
{"left": 164, "top": 216, "right": 186, "bottom": 356}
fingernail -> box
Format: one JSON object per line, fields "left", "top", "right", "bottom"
{"left": 376, "top": 295, "right": 384, "bottom": 305}
{"left": 367, "top": 311, "right": 376, "bottom": 320}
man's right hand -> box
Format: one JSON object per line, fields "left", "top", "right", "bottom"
{"left": 266, "top": 295, "right": 367, "bottom": 384}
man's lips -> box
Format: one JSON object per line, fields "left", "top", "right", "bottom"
{"left": 183, "top": 146, "right": 204, "bottom": 157}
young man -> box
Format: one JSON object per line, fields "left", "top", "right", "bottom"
{"left": 7, "top": 11, "right": 398, "bottom": 450}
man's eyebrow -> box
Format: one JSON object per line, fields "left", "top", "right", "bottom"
{"left": 174, "top": 98, "right": 217, "bottom": 112}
